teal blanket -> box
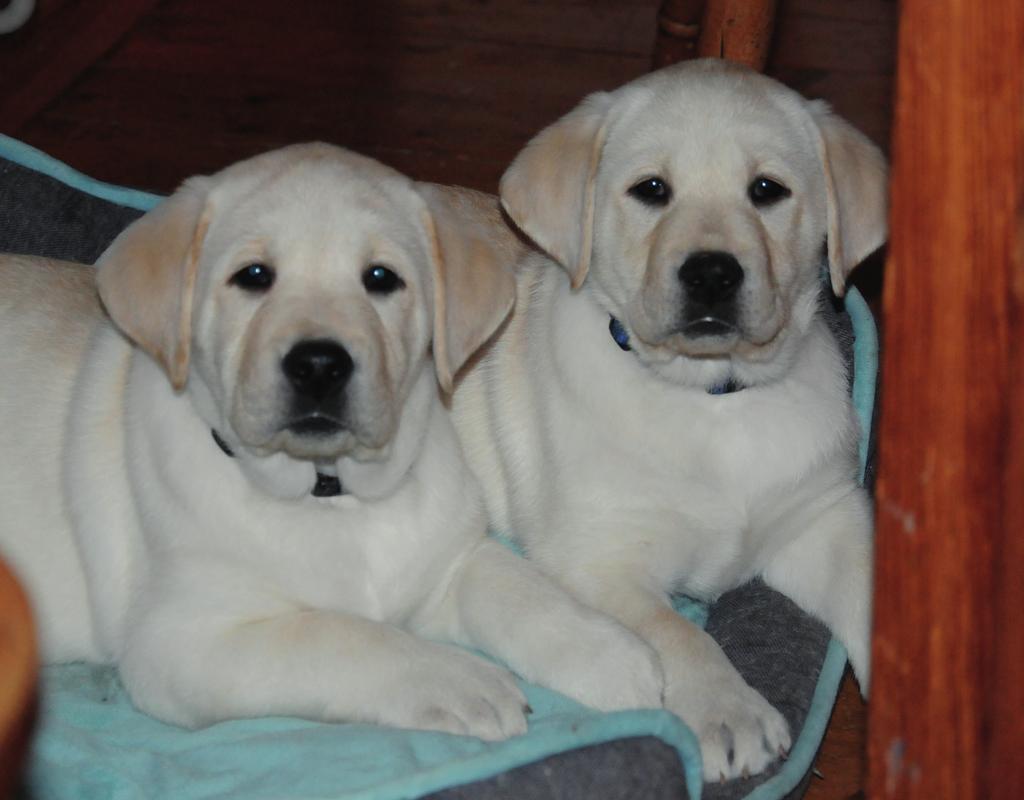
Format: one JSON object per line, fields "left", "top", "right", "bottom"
{"left": 30, "top": 659, "right": 703, "bottom": 800}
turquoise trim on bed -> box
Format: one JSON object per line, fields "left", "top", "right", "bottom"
{"left": 0, "top": 134, "right": 161, "bottom": 211}
{"left": 3, "top": 134, "right": 878, "bottom": 800}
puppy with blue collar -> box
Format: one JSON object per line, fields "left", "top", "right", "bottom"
{"left": 0, "top": 144, "right": 664, "bottom": 736}
{"left": 452, "top": 60, "right": 887, "bottom": 779}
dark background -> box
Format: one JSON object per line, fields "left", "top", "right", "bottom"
{"left": 0, "top": 0, "right": 895, "bottom": 194}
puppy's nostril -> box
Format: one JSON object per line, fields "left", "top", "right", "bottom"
{"left": 678, "top": 251, "right": 745, "bottom": 305}
{"left": 282, "top": 339, "right": 354, "bottom": 400}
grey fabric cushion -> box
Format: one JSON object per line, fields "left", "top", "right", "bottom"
{"left": 1, "top": 152, "right": 849, "bottom": 800}
{"left": 430, "top": 738, "right": 688, "bottom": 800}
{"left": 703, "top": 583, "right": 831, "bottom": 800}
{"left": 0, "top": 157, "right": 144, "bottom": 263}
{"left": 429, "top": 582, "right": 831, "bottom": 800}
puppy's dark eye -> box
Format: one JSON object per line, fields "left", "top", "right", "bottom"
{"left": 230, "top": 263, "right": 275, "bottom": 292}
{"left": 362, "top": 264, "right": 405, "bottom": 295}
{"left": 748, "top": 176, "right": 791, "bottom": 207}
{"left": 628, "top": 177, "right": 672, "bottom": 207}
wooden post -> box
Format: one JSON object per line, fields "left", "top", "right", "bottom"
{"left": 652, "top": 0, "right": 778, "bottom": 72}
{"left": 696, "top": 0, "right": 777, "bottom": 71}
{"left": 868, "top": 0, "right": 1024, "bottom": 798}
{"left": 652, "top": 0, "right": 707, "bottom": 69}
{"left": 0, "top": 558, "right": 36, "bottom": 797}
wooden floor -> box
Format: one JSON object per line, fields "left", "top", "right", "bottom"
{"left": 0, "top": 1, "right": 895, "bottom": 797}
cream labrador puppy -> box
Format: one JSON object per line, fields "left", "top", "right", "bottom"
{"left": 0, "top": 143, "right": 664, "bottom": 737}
{"left": 453, "top": 60, "right": 886, "bottom": 778}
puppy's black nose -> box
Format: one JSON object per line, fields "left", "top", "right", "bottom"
{"left": 678, "top": 251, "right": 745, "bottom": 307}
{"left": 282, "top": 339, "right": 354, "bottom": 400}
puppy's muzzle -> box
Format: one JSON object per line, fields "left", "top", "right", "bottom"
{"left": 281, "top": 338, "right": 353, "bottom": 435}
{"left": 678, "top": 250, "right": 744, "bottom": 337}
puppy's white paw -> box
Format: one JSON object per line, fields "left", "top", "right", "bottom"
{"left": 541, "top": 614, "right": 665, "bottom": 712}
{"left": 384, "top": 644, "right": 528, "bottom": 741}
{"left": 667, "top": 674, "right": 791, "bottom": 782}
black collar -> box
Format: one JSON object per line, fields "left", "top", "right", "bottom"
{"left": 706, "top": 377, "right": 743, "bottom": 395}
{"left": 608, "top": 316, "right": 745, "bottom": 396}
{"left": 211, "top": 429, "right": 344, "bottom": 498}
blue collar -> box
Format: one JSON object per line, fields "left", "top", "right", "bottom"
{"left": 608, "top": 316, "right": 744, "bottom": 396}
{"left": 609, "top": 315, "right": 632, "bottom": 351}
{"left": 211, "top": 429, "right": 344, "bottom": 497}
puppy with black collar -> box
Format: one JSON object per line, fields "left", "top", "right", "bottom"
{"left": 452, "top": 60, "right": 887, "bottom": 779}
{"left": 0, "top": 144, "right": 664, "bottom": 736}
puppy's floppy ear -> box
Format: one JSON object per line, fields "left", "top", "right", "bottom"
{"left": 418, "top": 184, "right": 517, "bottom": 394}
{"left": 499, "top": 92, "right": 613, "bottom": 289}
{"left": 96, "top": 177, "right": 211, "bottom": 391}
{"left": 809, "top": 100, "right": 889, "bottom": 296}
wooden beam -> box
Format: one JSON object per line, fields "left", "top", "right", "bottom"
{"left": 697, "top": 0, "right": 778, "bottom": 71}
{"left": 0, "top": 558, "right": 36, "bottom": 797}
{"left": 868, "top": 0, "right": 1024, "bottom": 797}
{"left": 651, "top": 0, "right": 706, "bottom": 68}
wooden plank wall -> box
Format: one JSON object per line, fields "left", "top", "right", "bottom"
{"left": 0, "top": 1, "right": 895, "bottom": 196}
{"left": 869, "top": 0, "right": 1024, "bottom": 797}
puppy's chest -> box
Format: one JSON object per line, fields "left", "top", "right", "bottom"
{"left": 685, "top": 399, "right": 837, "bottom": 487}
{"left": 228, "top": 496, "right": 462, "bottom": 622}
{"left": 590, "top": 384, "right": 853, "bottom": 503}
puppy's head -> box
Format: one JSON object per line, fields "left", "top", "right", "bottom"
{"left": 501, "top": 59, "right": 887, "bottom": 386}
{"left": 97, "top": 144, "right": 513, "bottom": 462}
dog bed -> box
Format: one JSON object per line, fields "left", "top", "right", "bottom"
{"left": 0, "top": 134, "right": 876, "bottom": 800}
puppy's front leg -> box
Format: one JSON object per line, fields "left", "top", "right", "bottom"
{"left": 761, "top": 487, "right": 873, "bottom": 693}
{"left": 412, "top": 539, "right": 664, "bottom": 712}
{"left": 120, "top": 606, "right": 528, "bottom": 739}
{"left": 555, "top": 564, "right": 791, "bottom": 782}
